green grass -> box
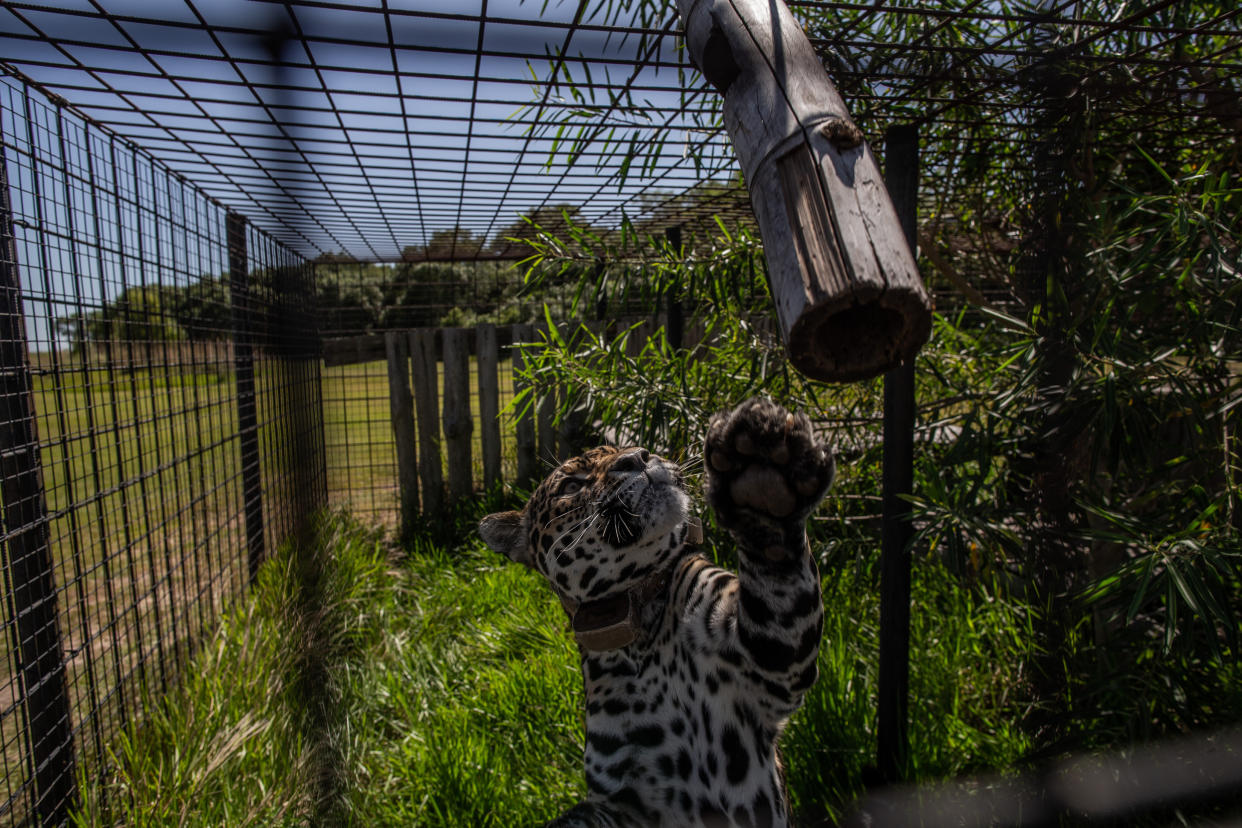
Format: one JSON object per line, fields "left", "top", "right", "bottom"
{"left": 331, "top": 520, "right": 585, "bottom": 825}
{"left": 68, "top": 504, "right": 1041, "bottom": 827}
{"left": 70, "top": 513, "right": 395, "bottom": 828}
{"left": 785, "top": 552, "right": 1036, "bottom": 824}
{"left": 31, "top": 351, "right": 513, "bottom": 574}
{"left": 6, "top": 350, "right": 515, "bottom": 818}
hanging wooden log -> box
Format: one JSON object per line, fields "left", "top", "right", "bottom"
{"left": 675, "top": 0, "right": 932, "bottom": 382}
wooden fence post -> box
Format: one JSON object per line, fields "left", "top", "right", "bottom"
{"left": 877, "top": 124, "right": 919, "bottom": 784}
{"left": 385, "top": 331, "right": 418, "bottom": 540}
{"left": 441, "top": 328, "right": 474, "bottom": 500}
{"left": 512, "top": 324, "right": 537, "bottom": 487}
{"left": 627, "top": 319, "right": 654, "bottom": 358}
{"left": 477, "top": 324, "right": 501, "bottom": 490}
{"left": 226, "top": 212, "right": 265, "bottom": 581}
{"left": 0, "top": 134, "right": 77, "bottom": 824}
{"left": 410, "top": 329, "right": 443, "bottom": 515}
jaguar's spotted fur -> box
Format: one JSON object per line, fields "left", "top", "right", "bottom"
{"left": 480, "top": 397, "right": 835, "bottom": 827}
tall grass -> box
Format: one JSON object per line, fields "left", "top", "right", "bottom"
{"left": 331, "top": 499, "right": 587, "bottom": 826}
{"left": 785, "top": 551, "right": 1036, "bottom": 825}
{"left": 71, "top": 500, "right": 1045, "bottom": 826}
{"left": 70, "top": 515, "right": 391, "bottom": 828}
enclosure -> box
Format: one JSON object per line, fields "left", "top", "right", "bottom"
{"left": 0, "top": 0, "right": 1240, "bottom": 825}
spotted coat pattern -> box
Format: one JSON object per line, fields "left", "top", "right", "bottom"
{"left": 479, "top": 398, "right": 835, "bottom": 828}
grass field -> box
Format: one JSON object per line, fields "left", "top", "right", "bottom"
{"left": 67, "top": 505, "right": 1039, "bottom": 827}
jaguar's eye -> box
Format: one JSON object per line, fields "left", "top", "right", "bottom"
{"left": 558, "top": 478, "right": 585, "bottom": 497}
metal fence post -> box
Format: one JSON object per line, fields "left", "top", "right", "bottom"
{"left": 227, "top": 212, "right": 265, "bottom": 582}
{"left": 877, "top": 123, "right": 919, "bottom": 785}
{"left": 0, "top": 126, "right": 77, "bottom": 824}
{"left": 664, "top": 225, "right": 684, "bottom": 350}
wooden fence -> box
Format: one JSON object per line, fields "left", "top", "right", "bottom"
{"left": 323, "top": 319, "right": 709, "bottom": 538}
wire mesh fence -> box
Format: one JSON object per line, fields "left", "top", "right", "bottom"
{"left": 0, "top": 73, "right": 325, "bottom": 824}
{"left": 845, "top": 731, "right": 1242, "bottom": 827}
{"left": 0, "top": 68, "right": 616, "bottom": 820}
{"left": 1, "top": 1, "right": 1237, "bottom": 265}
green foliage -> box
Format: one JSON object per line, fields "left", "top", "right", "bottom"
{"left": 55, "top": 220, "right": 577, "bottom": 350}
{"left": 514, "top": 166, "right": 1241, "bottom": 764}
{"left": 514, "top": 215, "right": 885, "bottom": 454}
{"left": 170, "top": 276, "right": 231, "bottom": 340}
{"left": 786, "top": 554, "right": 1037, "bottom": 824}
{"left": 511, "top": 0, "right": 1242, "bottom": 766}
{"left": 333, "top": 527, "right": 586, "bottom": 825}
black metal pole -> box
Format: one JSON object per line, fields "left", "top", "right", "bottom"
{"left": 0, "top": 122, "right": 77, "bottom": 824}
{"left": 228, "top": 212, "right": 265, "bottom": 582}
{"left": 665, "top": 225, "right": 684, "bottom": 350}
{"left": 877, "top": 123, "right": 919, "bottom": 784}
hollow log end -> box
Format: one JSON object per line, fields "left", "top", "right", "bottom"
{"left": 786, "top": 286, "right": 932, "bottom": 383}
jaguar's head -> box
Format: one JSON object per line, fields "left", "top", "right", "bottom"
{"left": 479, "top": 446, "right": 692, "bottom": 609}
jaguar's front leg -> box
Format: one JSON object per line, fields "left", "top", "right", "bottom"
{"left": 703, "top": 397, "right": 835, "bottom": 715}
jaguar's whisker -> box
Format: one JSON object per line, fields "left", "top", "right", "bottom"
{"left": 546, "top": 503, "right": 590, "bottom": 533}
{"left": 603, "top": 469, "right": 646, "bottom": 506}
{"left": 540, "top": 442, "right": 576, "bottom": 472}
{"left": 555, "top": 514, "right": 601, "bottom": 565}
{"left": 569, "top": 513, "right": 602, "bottom": 547}
{"left": 549, "top": 507, "right": 604, "bottom": 559}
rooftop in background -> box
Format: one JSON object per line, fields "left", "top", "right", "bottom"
{"left": 2, "top": 0, "right": 1239, "bottom": 262}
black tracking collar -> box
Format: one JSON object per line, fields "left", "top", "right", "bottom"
{"left": 559, "top": 518, "right": 702, "bottom": 651}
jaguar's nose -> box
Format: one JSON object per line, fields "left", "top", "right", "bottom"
{"left": 612, "top": 448, "right": 650, "bottom": 473}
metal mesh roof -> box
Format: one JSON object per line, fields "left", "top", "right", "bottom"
{"left": 2, "top": 0, "right": 1239, "bottom": 263}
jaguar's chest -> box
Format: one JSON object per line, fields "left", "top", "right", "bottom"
{"left": 577, "top": 617, "right": 788, "bottom": 827}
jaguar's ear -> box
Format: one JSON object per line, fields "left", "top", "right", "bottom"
{"left": 479, "top": 510, "right": 532, "bottom": 568}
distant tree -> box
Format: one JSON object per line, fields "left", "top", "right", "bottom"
{"left": 312, "top": 251, "right": 358, "bottom": 264}
{"left": 380, "top": 262, "right": 471, "bottom": 329}
{"left": 171, "top": 277, "right": 230, "bottom": 340}
{"left": 313, "top": 259, "right": 391, "bottom": 336}
{"left": 402, "top": 228, "right": 487, "bottom": 261}
{"left": 58, "top": 284, "right": 185, "bottom": 351}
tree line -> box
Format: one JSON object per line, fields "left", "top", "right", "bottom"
{"left": 54, "top": 206, "right": 599, "bottom": 351}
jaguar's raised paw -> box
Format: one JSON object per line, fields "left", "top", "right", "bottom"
{"left": 703, "top": 397, "right": 834, "bottom": 540}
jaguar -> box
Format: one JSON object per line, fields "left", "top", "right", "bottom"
{"left": 479, "top": 397, "right": 835, "bottom": 827}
